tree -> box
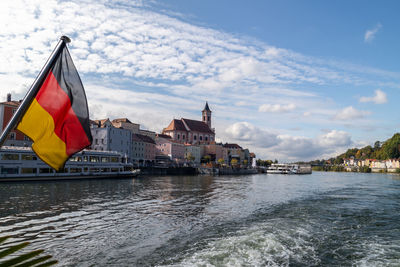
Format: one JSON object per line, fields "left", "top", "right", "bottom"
{"left": 185, "top": 152, "right": 195, "bottom": 162}
{"left": 231, "top": 158, "right": 238, "bottom": 166}
{"left": 374, "top": 140, "right": 381, "bottom": 150}
{"left": 202, "top": 155, "right": 211, "bottom": 163}
{"left": 380, "top": 133, "right": 400, "bottom": 159}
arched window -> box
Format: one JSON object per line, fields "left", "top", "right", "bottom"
{"left": 194, "top": 135, "right": 197, "bottom": 140}
{"left": 200, "top": 136, "right": 203, "bottom": 141}
{"left": 205, "top": 136, "right": 208, "bottom": 141}
{"left": 177, "top": 134, "right": 180, "bottom": 140}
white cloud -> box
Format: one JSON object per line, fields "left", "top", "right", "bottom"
{"left": 364, "top": 23, "right": 382, "bottom": 43}
{"left": 225, "top": 122, "right": 279, "bottom": 148}
{"left": 274, "top": 130, "right": 352, "bottom": 160}
{"left": 224, "top": 121, "right": 353, "bottom": 161}
{"left": 258, "top": 103, "right": 296, "bottom": 113}
{"left": 333, "top": 106, "right": 371, "bottom": 120}
{"left": 359, "top": 89, "right": 387, "bottom": 104}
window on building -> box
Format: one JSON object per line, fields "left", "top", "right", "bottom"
{"left": 101, "top": 139, "right": 105, "bottom": 144}
{"left": 205, "top": 136, "right": 208, "bottom": 141}
{"left": 12, "top": 109, "right": 16, "bottom": 114}
{"left": 200, "top": 136, "right": 203, "bottom": 141}
{"left": 24, "top": 136, "right": 30, "bottom": 141}
{"left": 22, "top": 155, "right": 37, "bottom": 160}
{"left": 194, "top": 135, "right": 197, "bottom": 140}
{"left": 1, "top": 154, "right": 19, "bottom": 160}
{"left": 177, "top": 134, "right": 180, "bottom": 140}
{"left": 183, "top": 134, "right": 185, "bottom": 139}
{"left": 9, "top": 132, "right": 15, "bottom": 140}
{"left": 95, "top": 139, "right": 98, "bottom": 145}
{"left": 21, "top": 168, "right": 36, "bottom": 174}
{"left": 90, "top": 156, "right": 99, "bottom": 162}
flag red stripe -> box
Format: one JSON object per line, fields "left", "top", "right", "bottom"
{"left": 35, "top": 71, "right": 91, "bottom": 156}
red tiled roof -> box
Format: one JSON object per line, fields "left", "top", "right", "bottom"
{"left": 223, "top": 143, "right": 242, "bottom": 149}
{"left": 132, "top": 133, "right": 156, "bottom": 144}
{"left": 112, "top": 118, "right": 132, "bottom": 123}
{"left": 164, "top": 119, "right": 187, "bottom": 132}
{"left": 92, "top": 118, "right": 110, "bottom": 127}
{"left": 182, "top": 118, "right": 214, "bottom": 134}
{"left": 156, "top": 134, "right": 172, "bottom": 139}
{"left": 0, "top": 101, "right": 20, "bottom": 107}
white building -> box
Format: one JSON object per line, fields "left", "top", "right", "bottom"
{"left": 185, "top": 144, "right": 201, "bottom": 165}
{"left": 90, "top": 120, "right": 132, "bottom": 161}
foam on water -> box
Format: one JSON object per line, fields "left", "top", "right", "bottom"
{"left": 160, "top": 219, "right": 320, "bottom": 267}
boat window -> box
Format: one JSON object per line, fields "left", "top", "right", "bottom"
{"left": 83, "top": 156, "right": 88, "bottom": 162}
{"left": 39, "top": 168, "right": 52, "bottom": 174}
{"left": 101, "top": 168, "right": 109, "bottom": 172}
{"left": 83, "top": 167, "right": 88, "bottom": 172}
{"left": 110, "top": 157, "right": 119, "bottom": 162}
{"left": 101, "top": 157, "right": 109, "bottom": 163}
{"left": 1, "top": 154, "right": 19, "bottom": 160}
{"left": 111, "top": 168, "right": 119, "bottom": 172}
{"left": 90, "top": 168, "right": 100, "bottom": 172}
{"left": 69, "top": 156, "right": 81, "bottom": 162}
{"left": 70, "top": 168, "right": 82, "bottom": 173}
{"left": 90, "top": 156, "right": 100, "bottom": 162}
{"left": 1, "top": 167, "right": 18, "bottom": 174}
{"left": 21, "top": 168, "right": 36, "bottom": 174}
{"left": 22, "top": 154, "right": 37, "bottom": 160}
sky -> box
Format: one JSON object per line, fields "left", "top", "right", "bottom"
{"left": 1, "top": 0, "right": 400, "bottom": 162}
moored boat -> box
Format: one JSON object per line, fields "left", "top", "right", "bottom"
{"left": 0, "top": 146, "right": 139, "bottom": 182}
{"left": 266, "top": 164, "right": 312, "bottom": 174}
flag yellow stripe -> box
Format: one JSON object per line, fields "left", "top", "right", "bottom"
{"left": 17, "top": 99, "right": 68, "bottom": 170}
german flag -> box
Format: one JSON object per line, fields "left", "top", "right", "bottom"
{"left": 17, "top": 42, "right": 92, "bottom": 171}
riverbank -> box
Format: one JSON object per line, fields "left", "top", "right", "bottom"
{"left": 313, "top": 165, "right": 400, "bottom": 173}
{"left": 140, "top": 166, "right": 258, "bottom": 176}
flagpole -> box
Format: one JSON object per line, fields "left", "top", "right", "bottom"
{"left": 0, "top": 36, "right": 71, "bottom": 147}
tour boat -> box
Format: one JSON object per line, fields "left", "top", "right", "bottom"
{"left": 266, "top": 164, "right": 312, "bottom": 174}
{"left": 0, "top": 146, "right": 139, "bottom": 182}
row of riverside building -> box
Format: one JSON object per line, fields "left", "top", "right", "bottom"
{"left": 343, "top": 157, "right": 400, "bottom": 173}
{"left": 0, "top": 94, "right": 255, "bottom": 168}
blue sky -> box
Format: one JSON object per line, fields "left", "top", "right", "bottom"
{"left": 1, "top": 0, "right": 400, "bottom": 161}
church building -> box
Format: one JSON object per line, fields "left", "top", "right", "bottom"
{"left": 162, "top": 102, "right": 215, "bottom": 144}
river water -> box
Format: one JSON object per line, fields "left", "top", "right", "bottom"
{"left": 0, "top": 172, "right": 400, "bottom": 266}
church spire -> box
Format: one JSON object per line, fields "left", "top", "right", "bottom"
{"left": 202, "top": 101, "right": 211, "bottom": 112}
{"left": 202, "top": 102, "right": 212, "bottom": 128}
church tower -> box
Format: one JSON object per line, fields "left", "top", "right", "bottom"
{"left": 202, "top": 102, "right": 212, "bottom": 128}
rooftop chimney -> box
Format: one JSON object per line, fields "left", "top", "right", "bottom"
{"left": 6, "top": 93, "right": 11, "bottom": 102}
